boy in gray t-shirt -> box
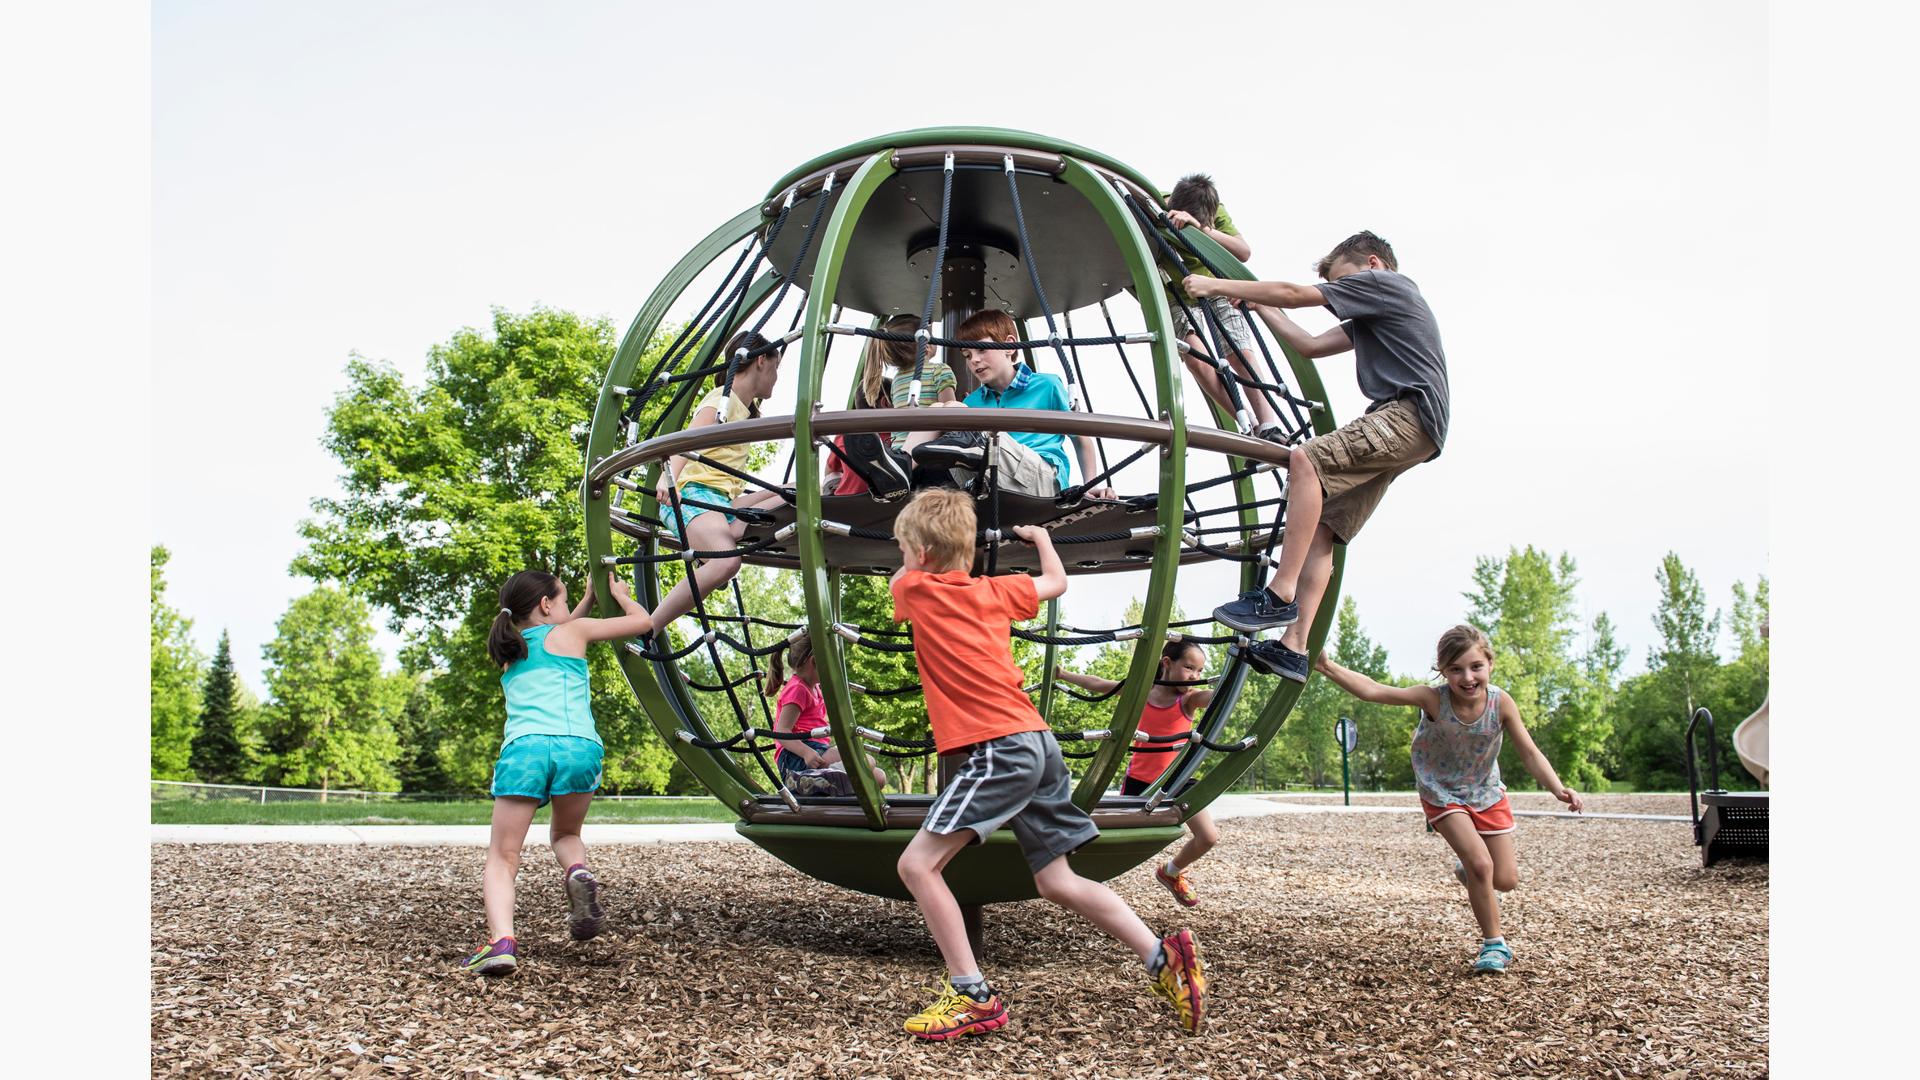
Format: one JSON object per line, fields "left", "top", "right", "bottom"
{"left": 1185, "top": 231, "right": 1450, "bottom": 682}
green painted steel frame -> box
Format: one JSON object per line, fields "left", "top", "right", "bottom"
{"left": 580, "top": 132, "right": 1348, "bottom": 848}
{"left": 792, "top": 151, "right": 896, "bottom": 829}
{"left": 766, "top": 127, "right": 1160, "bottom": 209}
{"left": 583, "top": 205, "right": 774, "bottom": 817}
{"left": 737, "top": 822, "right": 1186, "bottom": 904}
{"left": 1057, "top": 156, "right": 1187, "bottom": 809}
{"left": 1144, "top": 226, "right": 1347, "bottom": 814}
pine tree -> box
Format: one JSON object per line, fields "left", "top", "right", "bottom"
{"left": 189, "top": 630, "right": 248, "bottom": 783}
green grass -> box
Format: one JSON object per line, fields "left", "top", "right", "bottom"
{"left": 150, "top": 797, "right": 739, "bottom": 826}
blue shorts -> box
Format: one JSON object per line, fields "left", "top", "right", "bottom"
{"left": 491, "top": 734, "right": 604, "bottom": 806}
{"left": 776, "top": 738, "right": 833, "bottom": 777}
{"left": 660, "top": 481, "right": 736, "bottom": 537}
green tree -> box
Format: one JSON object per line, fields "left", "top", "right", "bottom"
{"left": 257, "top": 587, "right": 405, "bottom": 793}
{"left": 1609, "top": 553, "right": 1741, "bottom": 791}
{"left": 1723, "top": 575, "right": 1771, "bottom": 718}
{"left": 150, "top": 545, "right": 204, "bottom": 781}
{"left": 296, "top": 307, "right": 690, "bottom": 793}
{"left": 189, "top": 630, "right": 247, "bottom": 783}
{"left": 392, "top": 672, "right": 457, "bottom": 794}
{"left": 1464, "top": 546, "right": 1610, "bottom": 789}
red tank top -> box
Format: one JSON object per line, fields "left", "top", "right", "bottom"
{"left": 1126, "top": 695, "right": 1196, "bottom": 784}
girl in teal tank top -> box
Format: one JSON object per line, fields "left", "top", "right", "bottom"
{"left": 1313, "top": 625, "right": 1586, "bottom": 977}
{"left": 462, "top": 570, "right": 652, "bottom": 977}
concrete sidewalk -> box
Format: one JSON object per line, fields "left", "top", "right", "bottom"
{"left": 148, "top": 794, "right": 1676, "bottom": 845}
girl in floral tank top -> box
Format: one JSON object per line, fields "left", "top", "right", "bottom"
{"left": 1315, "top": 625, "right": 1585, "bottom": 976}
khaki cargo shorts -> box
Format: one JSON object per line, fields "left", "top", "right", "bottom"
{"left": 1300, "top": 398, "right": 1436, "bottom": 543}
{"left": 952, "top": 435, "right": 1061, "bottom": 497}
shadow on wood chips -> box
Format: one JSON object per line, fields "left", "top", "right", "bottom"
{"left": 152, "top": 798, "right": 1767, "bottom": 1078}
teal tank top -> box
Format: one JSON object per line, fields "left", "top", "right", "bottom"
{"left": 500, "top": 625, "right": 601, "bottom": 746}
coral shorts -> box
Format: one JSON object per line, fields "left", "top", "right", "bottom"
{"left": 1421, "top": 794, "right": 1514, "bottom": 836}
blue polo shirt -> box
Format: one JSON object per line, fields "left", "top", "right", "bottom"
{"left": 962, "top": 366, "right": 1072, "bottom": 488}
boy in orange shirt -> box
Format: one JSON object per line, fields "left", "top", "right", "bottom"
{"left": 888, "top": 488, "right": 1207, "bottom": 1040}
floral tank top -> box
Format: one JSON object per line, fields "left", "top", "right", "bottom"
{"left": 1410, "top": 685, "right": 1505, "bottom": 810}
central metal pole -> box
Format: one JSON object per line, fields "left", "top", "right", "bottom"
{"left": 939, "top": 245, "right": 986, "bottom": 398}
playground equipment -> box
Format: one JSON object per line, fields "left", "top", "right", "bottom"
{"left": 1685, "top": 707, "right": 1769, "bottom": 867}
{"left": 1732, "top": 621, "right": 1769, "bottom": 784}
{"left": 1732, "top": 698, "right": 1769, "bottom": 785}
{"left": 579, "top": 128, "right": 1343, "bottom": 907}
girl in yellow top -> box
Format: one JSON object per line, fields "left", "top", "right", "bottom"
{"left": 648, "top": 330, "right": 788, "bottom": 631}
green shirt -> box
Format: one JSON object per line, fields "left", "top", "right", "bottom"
{"left": 888, "top": 360, "right": 958, "bottom": 448}
{"left": 1158, "top": 191, "right": 1239, "bottom": 278}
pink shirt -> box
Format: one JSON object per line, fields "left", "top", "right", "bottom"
{"left": 775, "top": 677, "right": 828, "bottom": 740}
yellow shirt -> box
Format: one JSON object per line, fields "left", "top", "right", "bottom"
{"left": 676, "top": 388, "right": 756, "bottom": 498}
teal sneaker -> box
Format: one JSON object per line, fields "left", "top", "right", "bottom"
{"left": 1472, "top": 941, "right": 1512, "bottom": 975}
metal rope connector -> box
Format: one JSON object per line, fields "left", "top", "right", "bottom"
{"left": 943, "top": 151, "right": 954, "bottom": 174}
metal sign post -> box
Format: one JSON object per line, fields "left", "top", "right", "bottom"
{"left": 1335, "top": 716, "right": 1357, "bottom": 806}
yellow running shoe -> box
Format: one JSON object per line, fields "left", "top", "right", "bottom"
{"left": 1156, "top": 861, "right": 1199, "bottom": 907}
{"left": 1150, "top": 929, "right": 1207, "bottom": 1033}
{"left": 902, "top": 978, "right": 1009, "bottom": 1041}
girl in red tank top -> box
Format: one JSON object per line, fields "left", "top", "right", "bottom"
{"left": 1054, "top": 641, "right": 1222, "bottom": 908}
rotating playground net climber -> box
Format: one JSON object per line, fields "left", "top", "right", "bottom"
{"left": 580, "top": 128, "right": 1347, "bottom": 907}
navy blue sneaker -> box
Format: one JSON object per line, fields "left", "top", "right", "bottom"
{"left": 1212, "top": 588, "right": 1298, "bottom": 633}
{"left": 845, "top": 432, "right": 911, "bottom": 497}
{"left": 1244, "top": 640, "right": 1309, "bottom": 683}
{"left": 911, "top": 430, "right": 988, "bottom": 471}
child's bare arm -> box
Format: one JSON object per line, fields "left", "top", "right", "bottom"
{"left": 555, "top": 577, "right": 653, "bottom": 646}
{"left": 569, "top": 577, "right": 597, "bottom": 620}
{"left": 1167, "top": 209, "right": 1252, "bottom": 261}
{"left": 1500, "top": 694, "right": 1585, "bottom": 812}
{"left": 1053, "top": 666, "right": 1119, "bottom": 694}
{"left": 1313, "top": 654, "right": 1436, "bottom": 710}
{"left": 1072, "top": 435, "right": 1114, "bottom": 500}
{"left": 1012, "top": 525, "right": 1067, "bottom": 601}
{"left": 654, "top": 405, "right": 719, "bottom": 502}
{"left": 1248, "top": 304, "right": 1353, "bottom": 359}
{"left": 1184, "top": 275, "right": 1325, "bottom": 309}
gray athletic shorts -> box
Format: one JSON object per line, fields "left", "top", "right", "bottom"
{"left": 924, "top": 730, "right": 1101, "bottom": 873}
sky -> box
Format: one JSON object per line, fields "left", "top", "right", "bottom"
{"left": 152, "top": 0, "right": 1769, "bottom": 692}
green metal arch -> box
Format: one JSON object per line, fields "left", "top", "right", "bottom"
{"left": 583, "top": 205, "right": 772, "bottom": 815}
{"left": 790, "top": 151, "right": 898, "bottom": 829}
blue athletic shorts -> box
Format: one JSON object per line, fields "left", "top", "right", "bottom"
{"left": 660, "top": 481, "right": 736, "bottom": 537}
{"left": 491, "top": 734, "right": 604, "bottom": 806}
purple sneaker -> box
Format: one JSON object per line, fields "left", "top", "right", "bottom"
{"left": 566, "top": 868, "right": 606, "bottom": 941}
{"left": 463, "top": 936, "right": 517, "bottom": 976}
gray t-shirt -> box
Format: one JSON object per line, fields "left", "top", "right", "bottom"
{"left": 1314, "top": 269, "right": 1449, "bottom": 458}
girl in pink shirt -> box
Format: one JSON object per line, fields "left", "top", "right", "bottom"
{"left": 765, "top": 635, "right": 886, "bottom": 790}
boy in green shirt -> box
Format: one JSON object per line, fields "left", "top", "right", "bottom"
{"left": 1160, "top": 174, "right": 1285, "bottom": 441}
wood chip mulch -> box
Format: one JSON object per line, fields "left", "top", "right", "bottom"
{"left": 152, "top": 801, "right": 1767, "bottom": 1078}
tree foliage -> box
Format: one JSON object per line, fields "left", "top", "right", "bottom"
{"left": 296, "top": 307, "right": 680, "bottom": 793}
{"left": 150, "top": 545, "right": 204, "bottom": 781}
{"left": 189, "top": 630, "right": 248, "bottom": 783}
{"left": 1609, "top": 561, "right": 1764, "bottom": 791}
{"left": 257, "top": 587, "right": 405, "bottom": 792}
{"left": 1464, "top": 546, "right": 1612, "bottom": 790}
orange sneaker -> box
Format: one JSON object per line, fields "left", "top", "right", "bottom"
{"left": 1155, "top": 862, "right": 1199, "bottom": 907}
{"left": 903, "top": 978, "right": 1009, "bottom": 1041}
{"left": 1150, "top": 929, "right": 1207, "bottom": 1033}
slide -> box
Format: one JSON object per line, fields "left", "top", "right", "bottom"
{"left": 1733, "top": 697, "right": 1769, "bottom": 786}
{"left": 1733, "top": 617, "right": 1770, "bottom": 786}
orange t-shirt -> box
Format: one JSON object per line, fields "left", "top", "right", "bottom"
{"left": 1126, "top": 695, "right": 1198, "bottom": 784}
{"left": 890, "top": 569, "right": 1050, "bottom": 754}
